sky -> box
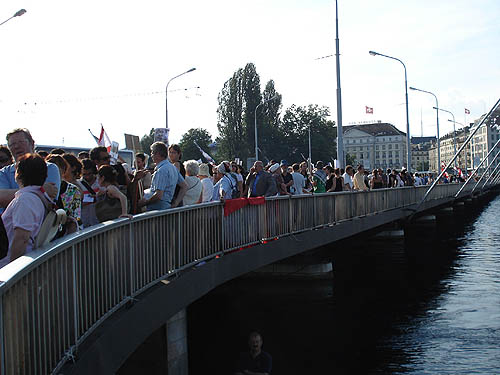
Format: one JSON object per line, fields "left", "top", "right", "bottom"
{"left": 0, "top": 0, "right": 499, "bottom": 152}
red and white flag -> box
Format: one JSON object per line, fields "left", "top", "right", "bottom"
{"left": 465, "top": 108, "right": 470, "bottom": 114}
{"left": 98, "top": 124, "right": 112, "bottom": 153}
{"left": 365, "top": 106, "right": 373, "bottom": 114}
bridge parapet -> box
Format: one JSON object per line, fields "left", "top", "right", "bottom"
{"left": 0, "top": 182, "right": 490, "bottom": 374}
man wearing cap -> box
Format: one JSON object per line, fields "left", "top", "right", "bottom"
{"left": 212, "top": 162, "right": 237, "bottom": 201}
{"left": 270, "top": 163, "right": 286, "bottom": 195}
{"left": 244, "top": 161, "right": 277, "bottom": 198}
{"left": 280, "top": 160, "right": 293, "bottom": 194}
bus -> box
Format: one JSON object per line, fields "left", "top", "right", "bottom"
{"left": 35, "top": 144, "right": 135, "bottom": 166}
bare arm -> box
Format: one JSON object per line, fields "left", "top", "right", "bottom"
{"left": 0, "top": 189, "right": 16, "bottom": 208}
{"left": 106, "top": 185, "right": 129, "bottom": 216}
{"left": 9, "top": 227, "right": 31, "bottom": 262}
{"left": 171, "top": 180, "right": 188, "bottom": 208}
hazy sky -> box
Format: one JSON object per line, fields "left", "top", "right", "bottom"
{"left": 1, "top": 0, "right": 498, "bottom": 151}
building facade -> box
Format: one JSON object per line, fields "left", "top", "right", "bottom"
{"left": 428, "top": 127, "right": 471, "bottom": 173}
{"left": 410, "top": 136, "right": 436, "bottom": 172}
{"left": 341, "top": 122, "right": 407, "bottom": 170}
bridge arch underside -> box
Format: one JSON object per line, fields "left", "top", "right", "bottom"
{"left": 62, "top": 194, "right": 468, "bottom": 375}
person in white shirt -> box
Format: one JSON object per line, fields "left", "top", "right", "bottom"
{"left": 290, "top": 163, "right": 307, "bottom": 195}
{"left": 342, "top": 165, "right": 354, "bottom": 191}
{"left": 198, "top": 163, "right": 214, "bottom": 203}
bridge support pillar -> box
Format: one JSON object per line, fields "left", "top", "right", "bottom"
{"left": 167, "top": 309, "right": 189, "bottom": 375}
{"left": 453, "top": 201, "right": 465, "bottom": 211}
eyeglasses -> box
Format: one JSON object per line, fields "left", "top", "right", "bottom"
{"left": 100, "top": 155, "right": 111, "bottom": 161}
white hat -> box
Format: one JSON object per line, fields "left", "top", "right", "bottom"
{"left": 217, "top": 162, "right": 227, "bottom": 175}
{"left": 269, "top": 163, "right": 280, "bottom": 173}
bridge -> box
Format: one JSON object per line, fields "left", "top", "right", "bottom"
{"left": 1, "top": 177, "right": 499, "bottom": 374}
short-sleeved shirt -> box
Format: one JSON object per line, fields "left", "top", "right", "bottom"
{"left": 147, "top": 159, "right": 184, "bottom": 211}
{"left": 221, "top": 174, "right": 236, "bottom": 200}
{"left": 201, "top": 177, "right": 214, "bottom": 203}
{"left": 291, "top": 172, "right": 305, "bottom": 195}
{"left": 0, "top": 162, "right": 61, "bottom": 213}
{"left": 236, "top": 351, "right": 272, "bottom": 374}
{"left": 0, "top": 186, "right": 46, "bottom": 268}
{"left": 342, "top": 172, "right": 353, "bottom": 189}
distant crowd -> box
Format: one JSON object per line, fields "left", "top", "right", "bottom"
{"left": 0, "top": 127, "right": 463, "bottom": 269}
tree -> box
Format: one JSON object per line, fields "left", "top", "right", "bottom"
{"left": 257, "top": 80, "right": 283, "bottom": 163}
{"left": 279, "top": 105, "right": 336, "bottom": 164}
{"left": 216, "top": 63, "right": 262, "bottom": 162}
{"left": 178, "top": 128, "right": 213, "bottom": 162}
{"left": 140, "top": 128, "right": 155, "bottom": 154}
{"left": 346, "top": 153, "right": 357, "bottom": 167}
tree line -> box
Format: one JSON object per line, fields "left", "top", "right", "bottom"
{"left": 140, "top": 63, "right": 337, "bottom": 167}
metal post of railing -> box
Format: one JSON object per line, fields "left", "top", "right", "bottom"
{"left": 471, "top": 146, "right": 500, "bottom": 193}
{"left": 177, "top": 214, "right": 182, "bottom": 266}
{"left": 221, "top": 204, "right": 225, "bottom": 250}
{"left": 455, "top": 137, "right": 500, "bottom": 198}
{"left": 313, "top": 194, "right": 317, "bottom": 228}
{"left": 129, "top": 222, "right": 135, "bottom": 296}
{"left": 71, "top": 245, "right": 79, "bottom": 352}
{"left": 413, "top": 99, "right": 500, "bottom": 212}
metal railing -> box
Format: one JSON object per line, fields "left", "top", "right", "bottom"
{"left": 0, "top": 183, "right": 492, "bottom": 374}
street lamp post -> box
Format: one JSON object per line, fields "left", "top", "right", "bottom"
{"left": 449, "top": 119, "right": 469, "bottom": 173}
{"left": 254, "top": 95, "right": 279, "bottom": 161}
{"left": 369, "top": 50, "right": 411, "bottom": 172}
{"left": 0, "top": 9, "right": 26, "bottom": 27}
{"left": 434, "top": 107, "right": 457, "bottom": 169}
{"left": 335, "top": 0, "right": 344, "bottom": 169}
{"left": 165, "top": 67, "right": 196, "bottom": 138}
{"left": 410, "top": 87, "right": 440, "bottom": 172}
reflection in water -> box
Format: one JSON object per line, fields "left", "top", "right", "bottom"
{"left": 188, "top": 196, "right": 500, "bottom": 374}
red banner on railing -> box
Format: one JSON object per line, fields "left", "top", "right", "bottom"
{"left": 224, "top": 196, "right": 266, "bottom": 216}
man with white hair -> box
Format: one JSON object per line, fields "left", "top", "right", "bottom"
{"left": 244, "top": 161, "right": 277, "bottom": 197}
{"left": 137, "top": 142, "right": 187, "bottom": 211}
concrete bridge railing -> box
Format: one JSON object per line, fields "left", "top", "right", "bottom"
{"left": 0, "top": 182, "right": 483, "bottom": 374}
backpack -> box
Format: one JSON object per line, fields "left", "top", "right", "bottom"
{"left": 225, "top": 174, "right": 240, "bottom": 199}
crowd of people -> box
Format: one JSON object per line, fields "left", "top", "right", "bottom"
{"left": 0, "top": 127, "right": 462, "bottom": 269}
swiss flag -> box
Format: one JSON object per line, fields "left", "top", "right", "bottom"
{"left": 465, "top": 108, "right": 470, "bottom": 114}
{"left": 365, "top": 106, "right": 373, "bottom": 114}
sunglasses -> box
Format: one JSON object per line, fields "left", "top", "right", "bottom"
{"left": 0, "top": 157, "right": 10, "bottom": 163}
{"left": 100, "top": 155, "right": 111, "bottom": 161}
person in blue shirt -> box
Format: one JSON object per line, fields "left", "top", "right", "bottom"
{"left": 0, "top": 128, "right": 60, "bottom": 210}
{"left": 137, "top": 142, "right": 187, "bottom": 211}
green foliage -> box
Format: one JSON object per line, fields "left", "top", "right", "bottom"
{"left": 346, "top": 153, "right": 357, "bottom": 167}
{"left": 178, "top": 128, "right": 213, "bottom": 162}
{"left": 279, "top": 105, "right": 337, "bottom": 164}
{"left": 140, "top": 128, "right": 155, "bottom": 153}
{"left": 216, "top": 63, "right": 262, "bottom": 162}
{"left": 216, "top": 62, "right": 337, "bottom": 166}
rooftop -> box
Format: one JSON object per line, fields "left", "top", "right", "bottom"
{"left": 341, "top": 122, "right": 406, "bottom": 137}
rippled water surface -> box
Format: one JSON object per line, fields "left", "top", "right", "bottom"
{"left": 188, "top": 196, "right": 500, "bottom": 374}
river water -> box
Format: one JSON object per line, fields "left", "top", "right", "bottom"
{"left": 188, "top": 195, "right": 500, "bottom": 374}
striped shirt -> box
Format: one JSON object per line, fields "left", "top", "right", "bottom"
{"left": 147, "top": 159, "right": 184, "bottom": 211}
